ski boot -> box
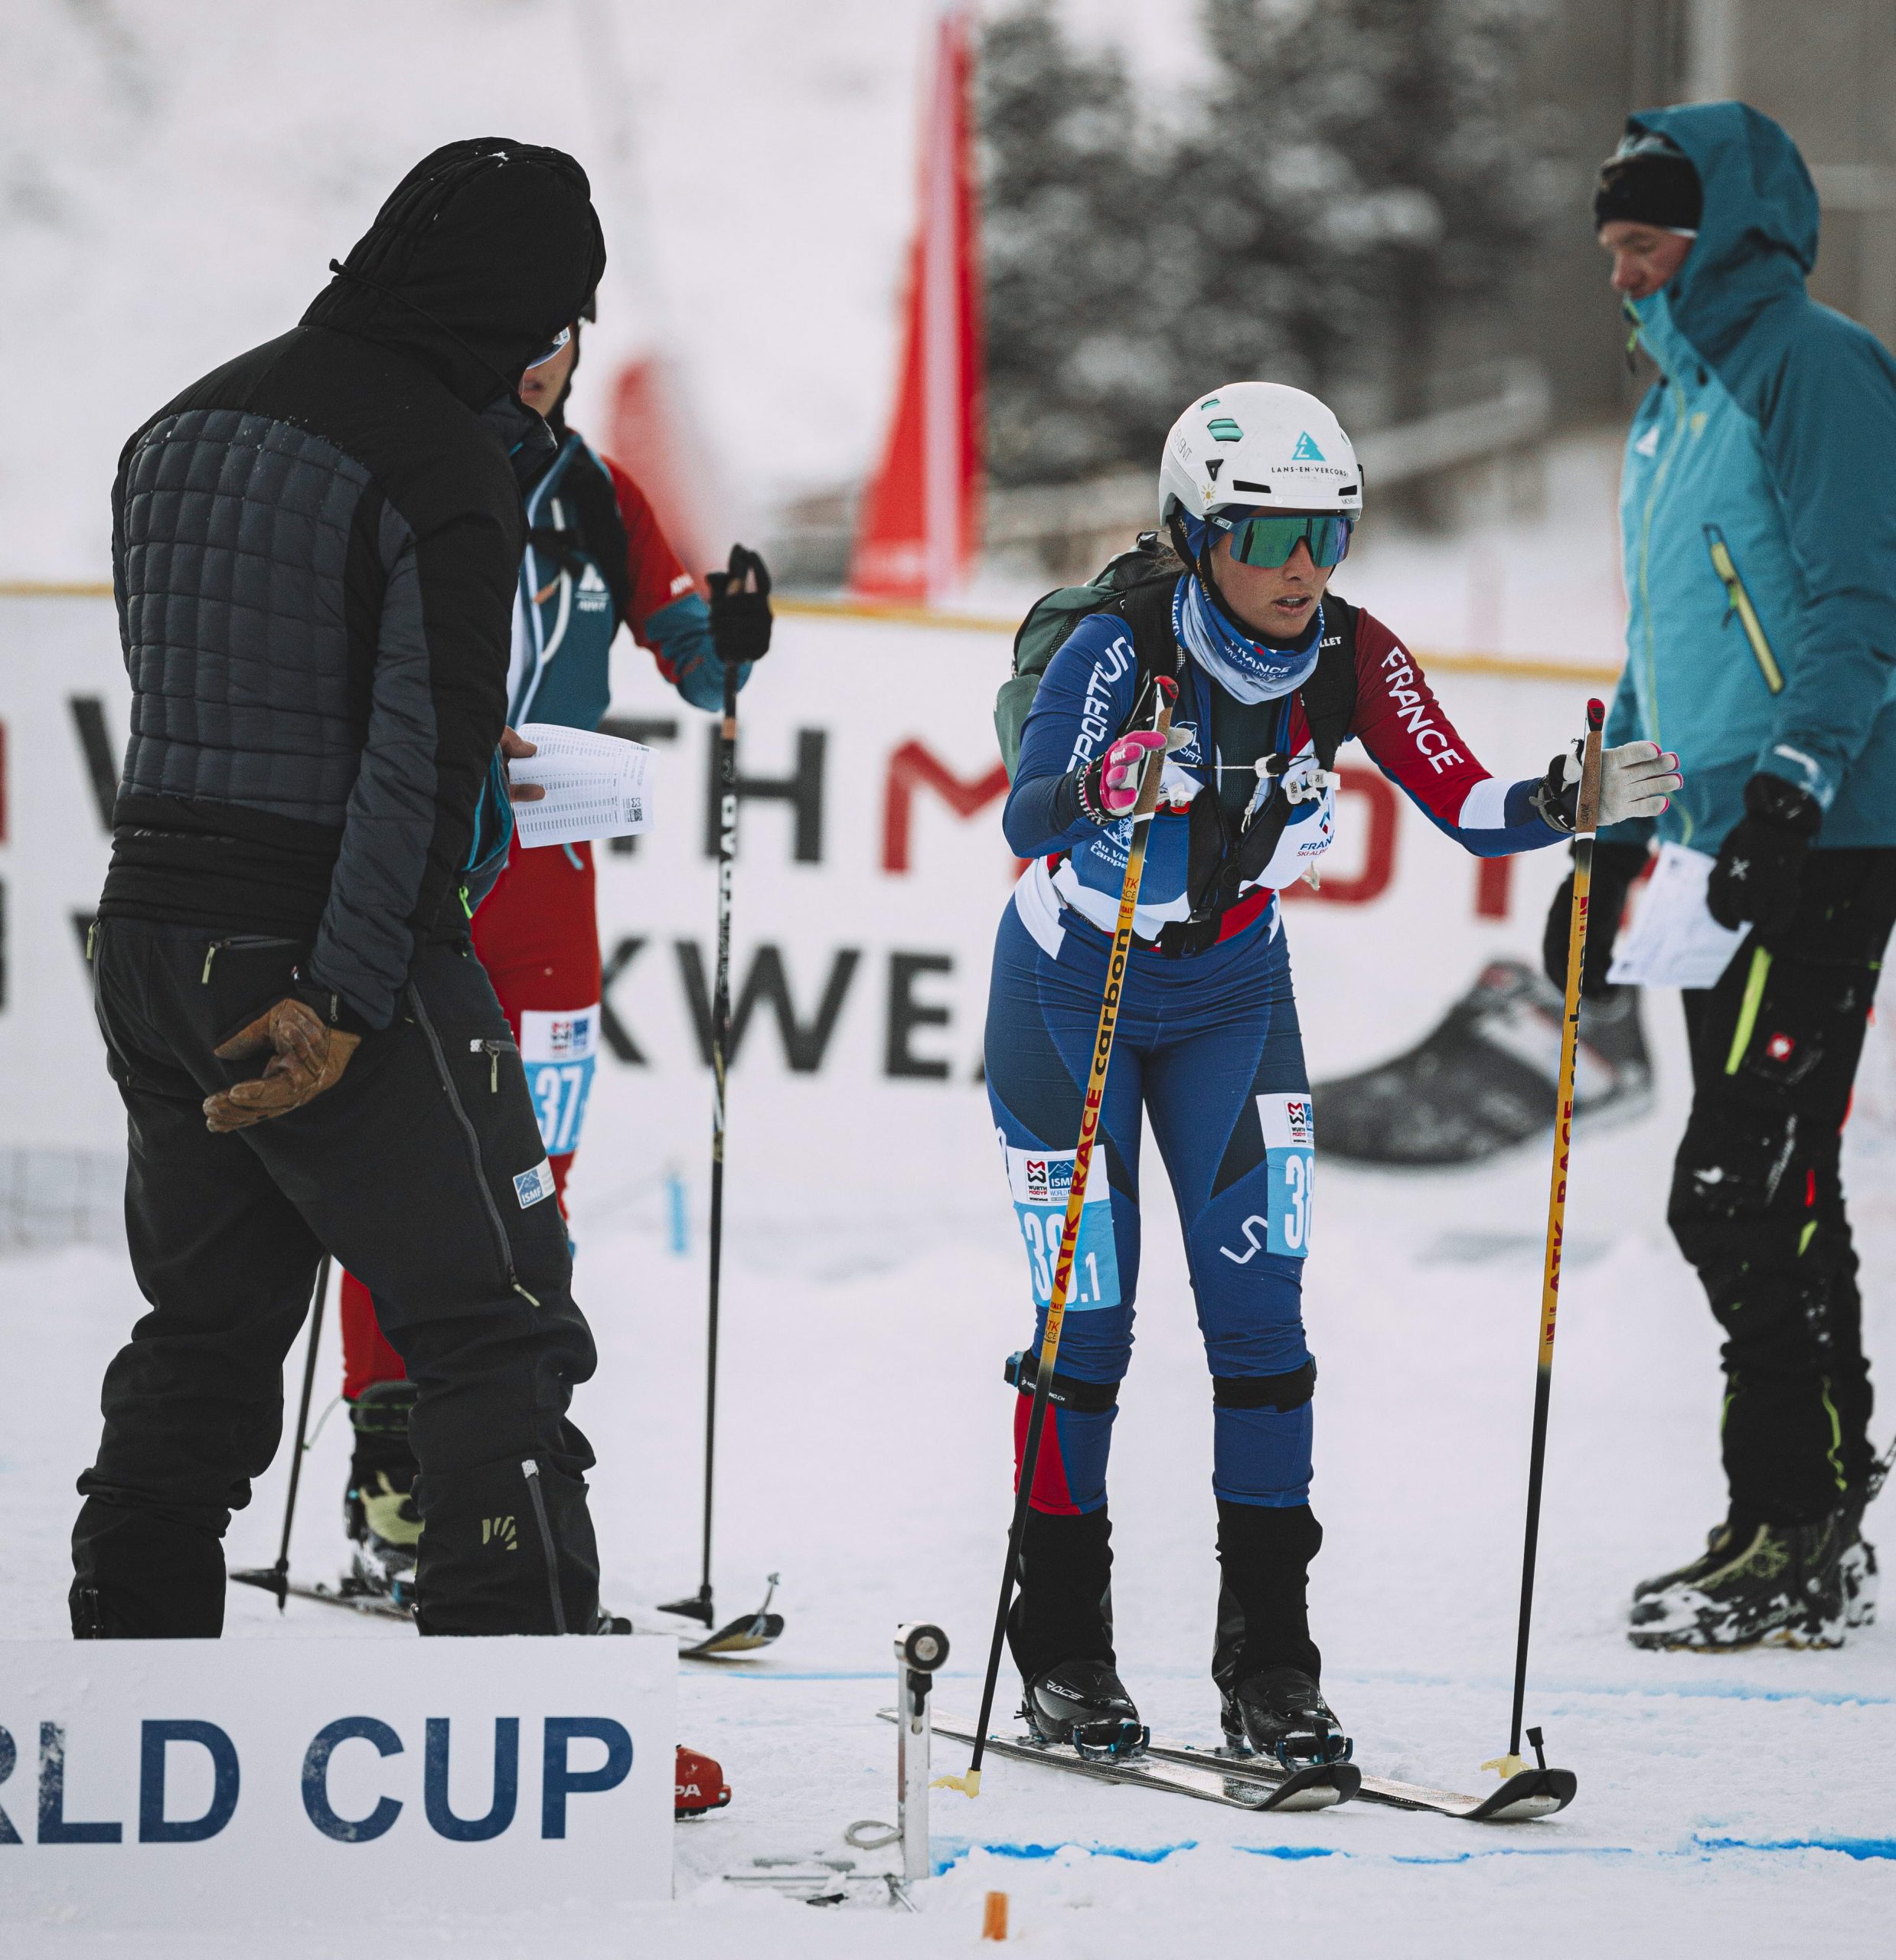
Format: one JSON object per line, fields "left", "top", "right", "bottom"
{"left": 1221, "top": 1666, "right": 1352, "bottom": 1769}
{"left": 343, "top": 1380, "right": 421, "bottom": 1603}
{"left": 1313, "top": 961, "right": 1652, "bottom": 1167}
{"left": 674, "top": 1744, "right": 731, "bottom": 1818}
{"left": 1627, "top": 1513, "right": 1851, "bottom": 1651}
{"left": 1021, "top": 1658, "right": 1147, "bottom": 1759}
{"left": 1841, "top": 1449, "right": 1888, "bottom": 1630}
{"left": 1211, "top": 1501, "right": 1349, "bottom": 1766}
{"left": 1007, "top": 1504, "right": 1147, "bottom": 1759}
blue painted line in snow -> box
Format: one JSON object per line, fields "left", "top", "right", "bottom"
{"left": 1695, "top": 1835, "right": 1896, "bottom": 1861}
{"left": 933, "top": 1836, "right": 1896, "bottom": 1875}
{"left": 931, "top": 1841, "right": 1197, "bottom": 1873}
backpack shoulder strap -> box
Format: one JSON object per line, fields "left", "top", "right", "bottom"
{"left": 1299, "top": 595, "right": 1359, "bottom": 772}
{"left": 1117, "top": 571, "right": 1183, "bottom": 692}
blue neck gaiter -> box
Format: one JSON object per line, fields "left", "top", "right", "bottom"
{"left": 1173, "top": 573, "right": 1323, "bottom": 705}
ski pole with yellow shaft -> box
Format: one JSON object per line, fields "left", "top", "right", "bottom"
{"left": 1483, "top": 697, "right": 1604, "bottom": 1781}
{"left": 936, "top": 673, "right": 1180, "bottom": 1799}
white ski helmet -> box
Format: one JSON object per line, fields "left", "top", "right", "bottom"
{"left": 1158, "top": 383, "right": 1363, "bottom": 526}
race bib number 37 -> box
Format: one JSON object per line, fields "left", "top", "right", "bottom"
{"left": 520, "top": 1004, "right": 601, "bottom": 1157}
{"left": 1257, "top": 1093, "right": 1316, "bottom": 1257}
{"left": 1003, "top": 1145, "right": 1122, "bottom": 1311}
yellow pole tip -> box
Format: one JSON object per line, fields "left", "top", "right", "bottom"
{"left": 1481, "top": 1754, "right": 1529, "bottom": 1780}
{"left": 932, "top": 1770, "right": 981, "bottom": 1798}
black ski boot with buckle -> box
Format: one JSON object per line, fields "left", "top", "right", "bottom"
{"left": 1008, "top": 1506, "right": 1147, "bottom": 1759}
{"left": 1212, "top": 1499, "right": 1351, "bottom": 1766}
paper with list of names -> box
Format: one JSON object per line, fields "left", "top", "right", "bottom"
{"left": 507, "top": 724, "right": 654, "bottom": 848}
{"left": 1605, "top": 841, "right": 1747, "bottom": 988}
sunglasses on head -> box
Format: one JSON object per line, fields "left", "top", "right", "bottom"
{"left": 1210, "top": 508, "right": 1356, "bottom": 570}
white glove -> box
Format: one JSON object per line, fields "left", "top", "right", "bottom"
{"left": 1535, "top": 739, "right": 1681, "bottom": 831}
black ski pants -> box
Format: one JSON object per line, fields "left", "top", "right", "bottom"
{"left": 1669, "top": 850, "right": 1896, "bottom": 1527}
{"left": 74, "top": 919, "right": 601, "bottom": 1637}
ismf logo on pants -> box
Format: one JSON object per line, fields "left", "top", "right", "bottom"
{"left": 514, "top": 1159, "right": 557, "bottom": 1209}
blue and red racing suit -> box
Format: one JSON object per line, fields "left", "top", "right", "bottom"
{"left": 986, "top": 586, "right": 1562, "bottom": 1515}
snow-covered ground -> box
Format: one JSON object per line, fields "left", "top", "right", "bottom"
{"left": 5, "top": 972, "right": 1894, "bottom": 1954}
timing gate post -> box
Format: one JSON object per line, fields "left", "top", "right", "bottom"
{"left": 894, "top": 1622, "right": 949, "bottom": 1883}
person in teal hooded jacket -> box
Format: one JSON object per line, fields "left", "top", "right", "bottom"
{"left": 1546, "top": 103, "right": 1896, "bottom": 1654}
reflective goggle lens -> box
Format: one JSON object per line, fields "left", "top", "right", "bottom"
{"left": 526, "top": 325, "right": 573, "bottom": 370}
{"left": 1224, "top": 512, "right": 1355, "bottom": 569}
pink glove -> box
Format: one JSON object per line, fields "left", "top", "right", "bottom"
{"left": 1081, "top": 730, "right": 1167, "bottom": 822}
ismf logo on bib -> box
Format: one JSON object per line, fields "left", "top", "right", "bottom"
{"left": 1256, "top": 1092, "right": 1315, "bottom": 1257}
{"left": 1003, "top": 1142, "right": 1121, "bottom": 1311}
{"left": 520, "top": 1004, "right": 600, "bottom": 1157}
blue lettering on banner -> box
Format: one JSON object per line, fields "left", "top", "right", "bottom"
{"left": 302, "top": 1717, "right": 404, "bottom": 1843}
{"left": 38, "top": 1723, "right": 122, "bottom": 1844}
{"left": 0, "top": 1726, "right": 20, "bottom": 1844}
{"left": 1003, "top": 1144, "right": 1121, "bottom": 1310}
{"left": 424, "top": 1718, "right": 519, "bottom": 1843}
{"left": 139, "top": 1720, "right": 240, "bottom": 1844}
{"left": 540, "top": 1718, "right": 632, "bottom": 1839}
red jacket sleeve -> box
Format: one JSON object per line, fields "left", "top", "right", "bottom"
{"left": 600, "top": 455, "right": 699, "bottom": 642}
{"left": 1340, "top": 608, "right": 1501, "bottom": 827}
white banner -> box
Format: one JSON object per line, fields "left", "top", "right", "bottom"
{"left": 0, "top": 1635, "right": 674, "bottom": 1928}
{"left": 0, "top": 593, "right": 1591, "bottom": 1238}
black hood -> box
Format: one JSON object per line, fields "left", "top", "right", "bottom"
{"left": 303, "top": 138, "right": 607, "bottom": 411}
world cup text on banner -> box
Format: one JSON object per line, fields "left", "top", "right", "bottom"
{"left": 0, "top": 1636, "right": 675, "bottom": 1928}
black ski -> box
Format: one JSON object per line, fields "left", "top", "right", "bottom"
{"left": 232, "top": 1565, "right": 785, "bottom": 1655}
{"left": 1141, "top": 1738, "right": 1576, "bottom": 1821}
{"left": 229, "top": 1567, "right": 413, "bottom": 1622}
{"left": 654, "top": 1574, "right": 785, "bottom": 1658}
{"left": 920, "top": 1713, "right": 1358, "bottom": 1813}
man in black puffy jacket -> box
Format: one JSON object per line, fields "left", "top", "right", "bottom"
{"left": 76, "top": 139, "right": 612, "bottom": 1638}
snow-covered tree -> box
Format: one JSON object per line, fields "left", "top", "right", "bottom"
{"left": 978, "top": 0, "right": 1558, "bottom": 485}
{"left": 979, "top": 0, "right": 1183, "bottom": 485}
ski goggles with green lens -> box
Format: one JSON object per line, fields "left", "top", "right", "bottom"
{"left": 1209, "top": 508, "right": 1356, "bottom": 569}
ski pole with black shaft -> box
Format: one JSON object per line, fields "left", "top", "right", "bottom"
{"left": 937, "top": 675, "right": 1179, "bottom": 1799}
{"left": 663, "top": 655, "right": 742, "bottom": 1631}
{"left": 1485, "top": 697, "right": 1604, "bottom": 1777}
{"left": 270, "top": 1253, "right": 331, "bottom": 1610}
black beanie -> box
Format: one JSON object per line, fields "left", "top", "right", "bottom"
{"left": 1594, "top": 136, "right": 1702, "bottom": 234}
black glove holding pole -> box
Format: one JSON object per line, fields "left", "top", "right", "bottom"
{"left": 1705, "top": 772, "right": 1820, "bottom": 933}
{"left": 1542, "top": 839, "right": 1649, "bottom": 1000}
{"left": 707, "top": 544, "right": 773, "bottom": 668}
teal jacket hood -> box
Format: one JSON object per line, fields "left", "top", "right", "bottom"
{"left": 1605, "top": 102, "right": 1896, "bottom": 854}
{"left": 1624, "top": 103, "right": 1817, "bottom": 367}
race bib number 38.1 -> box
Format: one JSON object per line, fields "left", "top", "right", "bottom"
{"left": 520, "top": 1004, "right": 601, "bottom": 1157}
{"left": 1003, "top": 1144, "right": 1122, "bottom": 1311}
{"left": 1256, "top": 1093, "right": 1315, "bottom": 1257}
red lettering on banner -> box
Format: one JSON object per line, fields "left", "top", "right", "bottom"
{"left": 1476, "top": 854, "right": 1511, "bottom": 918}
{"left": 881, "top": 741, "right": 1010, "bottom": 873}
{"left": 1281, "top": 765, "right": 1398, "bottom": 906}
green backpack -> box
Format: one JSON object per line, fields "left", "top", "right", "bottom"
{"left": 995, "top": 534, "right": 1186, "bottom": 781}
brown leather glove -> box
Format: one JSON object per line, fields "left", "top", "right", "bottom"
{"left": 204, "top": 998, "right": 362, "bottom": 1134}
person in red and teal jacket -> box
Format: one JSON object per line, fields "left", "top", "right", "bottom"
{"left": 338, "top": 307, "right": 772, "bottom": 1601}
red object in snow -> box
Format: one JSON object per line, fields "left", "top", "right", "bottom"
{"left": 848, "top": 5, "right": 984, "bottom": 603}
{"left": 675, "top": 1743, "right": 731, "bottom": 1818}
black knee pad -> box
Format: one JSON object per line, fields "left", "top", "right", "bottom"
{"left": 1212, "top": 1359, "right": 1316, "bottom": 1412}
{"left": 1004, "top": 1350, "right": 1121, "bottom": 1413}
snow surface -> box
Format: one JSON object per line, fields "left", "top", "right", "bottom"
{"left": 5, "top": 939, "right": 1894, "bottom": 1953}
